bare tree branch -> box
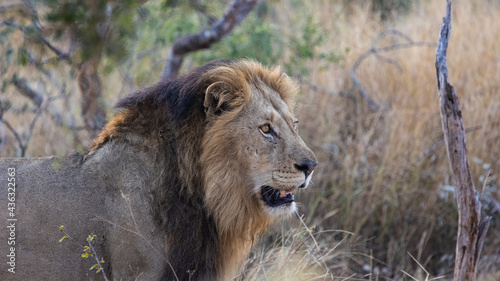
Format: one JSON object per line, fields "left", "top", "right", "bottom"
{"left": 435, "top": 1, "right": 490, "bottom": 280}
{"left": 3, "top": 1, "right": 107, "bottom": 140}
{"left": 0, "top": 122, "right": 5, "bottom": 154}
{"left": 415, "top": 126, "right": 482, "bottom": 163}
{"left": 2, "top": 20, "right": 72, "bottom": 64}
{"left": 12, "top": 76, "right": 43, "bottom": 107}
{"left": 161, "top": 0, "right": 258, "bottom": 81}
{"left": 9, "top": 47, "right": 82, "bottom": 131}
{"left": 24, "top": 107, "right": 44, "bottom": 153}
{"left": 294, "top": 29, "right": 435, "bottom": 112}
{"left": 39, "top": 36, "right": 72, "bottom": 63}
{"left": 349, "top": 69, "right": 380, "bottom": 112}
{"left": 0, "top": 102, "right": 9, "bottom": 154}
{"left": 24, "top": 0, "right": 73, "bottom": 63}
{"left": 1, "top": 104, "right": 43, "bottom": 157}
{"left": 370, "top": 29, "right": 416, "bottom": 72}
{"left": 3, "top": 77, "right": 82, "bottom": 156}
{"left": 45, "top": 87, "right": 84, "bottom": 131}
{"left": 295, "top": 76, "right": 350, "bottom": 98}
{"left": 59, "top": 227, "right": 109, "bottom": 281}
{"left": 1, "top": 119, "right": 25, "bottom": 157}
{"left": 350, "top": 30, "right": 435, "bottom": 112}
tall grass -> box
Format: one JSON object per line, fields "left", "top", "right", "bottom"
{"left": 261, "top": 0, "right": 500, "bottom": 279}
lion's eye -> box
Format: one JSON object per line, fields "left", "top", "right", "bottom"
{"left": 260, "top": 124, "right": 271, "bottom": 134}
{"left": 293, "top": 121, "right": 299, "bottom": 131}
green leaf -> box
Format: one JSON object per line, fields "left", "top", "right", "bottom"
{"left": 59, "top": 236, "right": 67, "bottom": 242}
{"left": 17, "top": 48, "right": 29, "bottom": 66}
{"left": 2, "top": 80, "right": 8, "bottom": 92}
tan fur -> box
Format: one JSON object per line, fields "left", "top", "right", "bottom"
{"left": 90, "top": 109, "right": 138, "bottom": 150}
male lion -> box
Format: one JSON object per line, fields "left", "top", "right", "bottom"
{"left": 0, "top": 59, "right": 317, "bottom": 281}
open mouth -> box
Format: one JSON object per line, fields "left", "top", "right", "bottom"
{"left": 261, "top": 186, "right": 295, "bottom": 207}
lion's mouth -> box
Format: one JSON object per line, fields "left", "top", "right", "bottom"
{"left": 261, "top": 186, "right": 295, "bottom": 207}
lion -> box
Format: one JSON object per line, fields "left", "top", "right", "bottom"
{"left": 0, "top": 59, "right": 317, "bottom": 281}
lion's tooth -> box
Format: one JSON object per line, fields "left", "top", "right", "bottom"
{"left": 279, "top": 190, "right": 287, "bottom": 198}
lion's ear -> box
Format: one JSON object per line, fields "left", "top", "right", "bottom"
{"left": 204, "top": 81, "right": 238, "bottom": 116}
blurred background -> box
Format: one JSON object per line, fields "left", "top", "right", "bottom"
{"left": 1, "top": 0, "right": 499, "bottom": 280}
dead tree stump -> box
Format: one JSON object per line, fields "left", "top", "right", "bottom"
{"left": 434, "top": 1, "right": 490, "bottom": 280}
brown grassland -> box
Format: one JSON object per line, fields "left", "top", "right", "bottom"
{"left": 1, "top": 0, "right": 500, "bottom": 280}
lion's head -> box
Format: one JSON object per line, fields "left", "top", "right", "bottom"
{"left": 195, "top": 60, "right": 317, "bottom": 278}
{"left": 199, "top": 60, "right": 317, "bottom": 237}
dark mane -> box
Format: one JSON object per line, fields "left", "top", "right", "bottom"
{"left": 106, "top": 61, "right": 244, "bottom": 280}
{"left": 115, "top": 59, "right": 235, "bottom": 121}
{"left": 87, "top": 59, "right": 237, "bottom": 152}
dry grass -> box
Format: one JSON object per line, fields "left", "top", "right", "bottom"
{"left": 2, "top": 0, "right": 500, "bottom": 280}
{"left": 235, "top": 214, "right": 354, "bottom": 281}
{"left": 277, "top": 0, "right": 500, "bottom": 279}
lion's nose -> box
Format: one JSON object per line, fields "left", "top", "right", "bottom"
{"left": 294, "top": 160, "right": 318, "bottom": 178}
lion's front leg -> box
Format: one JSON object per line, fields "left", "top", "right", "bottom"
{"left": 104, "top": 190, "right": 167, "bottom": 281}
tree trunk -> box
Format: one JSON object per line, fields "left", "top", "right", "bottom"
{"left": 434, "top": 1, "right": 490, "bottom": 280}
{"left": 76, "top": 0, "right": 110, "bottom": 140}
{"left": 78, "top": 55, "right": 106, "bottom": 140}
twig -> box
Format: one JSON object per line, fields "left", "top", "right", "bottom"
{"left": 0, "top": 119, "right": 5, "bottom": 154}
{"left": 371, "top": 29, "right": 417, "bottom": 72}
{"left": 38, "top": 36, "right": 72, "bottom": 63}
{"left": 25, "top": 0, "right": 73, "bottom": 63}
{"left": 2, "top": 107, "right": 42, "bottom": 157}
{"left": 349, "top": 69, "right": 380, "bottom": 112}
{"left": 59, "top": 227, "right": 85, "bottom": 248}
{"left": 295, "top": 75, "right": 350, "bottom": 97}
{"left": 59, "top": 227, "right": 109, "bottom": 281}
{"left": 14, "top": 34, "right": 81, "bottom": 127}
{"left": 299, "top": 31, "right": 433, "bottom": 108}
{"left": 87, "top": 237, "right": 109, "bottom": 281}
{"left": 415, "top": 126, "right": 482, "bottom": 162}
{"left": 1, "top": 119, "right": 25, "bottom": 157}
{"left": 372, "top": 29, "right": 414, "bottom": 46}
{"left": 2, "top": 18, "right": 72, "bottom": 64}
{"left": 44, "top": 86, "right": 84, "bottom": 130}
{"left": 4, "top": 78, "right": 80, "bottom": 156}
{"left": 24, "top": 107, "right": 43, "bottom": 152}
{"left": 12, "top": 76, "right": 43, "bottom": 107}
